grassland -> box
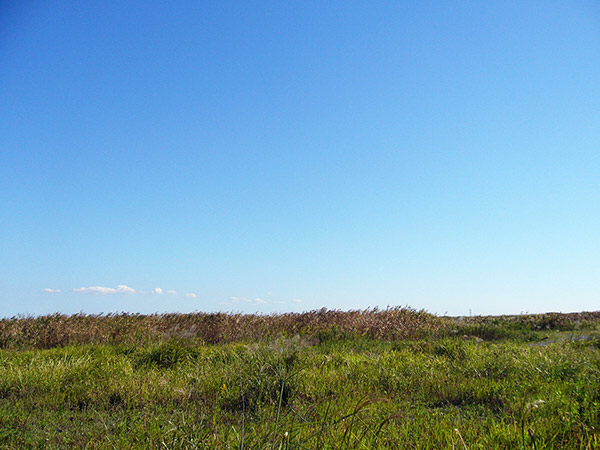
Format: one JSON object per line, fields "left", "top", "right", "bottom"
{"left": 0, "top": 308, "right": 599, "bottom": 449}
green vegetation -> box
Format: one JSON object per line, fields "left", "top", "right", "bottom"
{"left": 0, "top": 309, "right": 599, "bottom": 449}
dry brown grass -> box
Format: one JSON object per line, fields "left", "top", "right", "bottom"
{"left": 1, "top": 308, "right": 598, "bottom": 350}
{"left": 0, "top": 307, "right": 441, "bottom": 349}
{"left": 452, "top": 311, "right": 600, "bottom": 330}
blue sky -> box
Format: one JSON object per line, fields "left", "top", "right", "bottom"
{"left": 1, "top": 1, "right": 599, "bottom": 317}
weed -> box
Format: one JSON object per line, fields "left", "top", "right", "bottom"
{"left": 0, "top": 310, "right": 598, "bottom": 448}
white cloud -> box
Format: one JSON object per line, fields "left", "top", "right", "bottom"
{"left": 71, "top": 285, "right": 196, "bottom": 297}
{"left": 116, "top": 285, "right": 136, "bottom": 294}
{"left": 230, "top": 296, "right": 267, "bottom": 305}
{"left": 73, "top": 285, "right": 136, "bottom": 295}
{"left": 42, "top": 288, "right": 61, "bottom": 293}
{"left": 292, "top": 298, "right": 303, "bottom": 304}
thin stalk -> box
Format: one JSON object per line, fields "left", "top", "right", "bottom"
{"left": 271, "top": 379, "right": 285, "bottom": 450}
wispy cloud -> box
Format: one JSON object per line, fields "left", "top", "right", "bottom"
{"left": 292, "top": 298, "right": 303, "bottom": 304}
{"left": 231, "top": 296, "right": 267, "bottom": 305}
{"left": 72, "top": 285, "right": 136, "bottom": 295}
{"left": 42, "top": 288, "right": 61, "bottom": 293}
{"left": 70, "top": 285, "right": 198, "bottom": 298}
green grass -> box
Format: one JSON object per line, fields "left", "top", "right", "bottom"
{"left": 0, "top": 311, "right": 599, "bottom": 449}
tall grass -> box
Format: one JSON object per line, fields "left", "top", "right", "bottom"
{"left": 0, "top": 333, "right": 599, "bottom": 448}
{"left": 0, "top": 309, "right": 599, "bottom": 448}
{"left": 1, "top": 308, "right": 598, "bottom": 350}
{"left": 0, "top": 307, "right": 441, "bottom": 349}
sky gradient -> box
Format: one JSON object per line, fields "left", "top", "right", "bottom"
{"left": 1, "top": 1, "right": 599, "bottom": 317}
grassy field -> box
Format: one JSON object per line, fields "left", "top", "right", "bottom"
{"left": 0, "top": 309, "right": 599, "bottom": 449}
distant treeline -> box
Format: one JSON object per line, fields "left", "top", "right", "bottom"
{"left": 0, "top": 308, "right": 598, "bottom": 350}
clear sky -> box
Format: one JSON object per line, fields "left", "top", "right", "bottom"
{"left": 1, "top": 1, "right": 599, "bottom": 317}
